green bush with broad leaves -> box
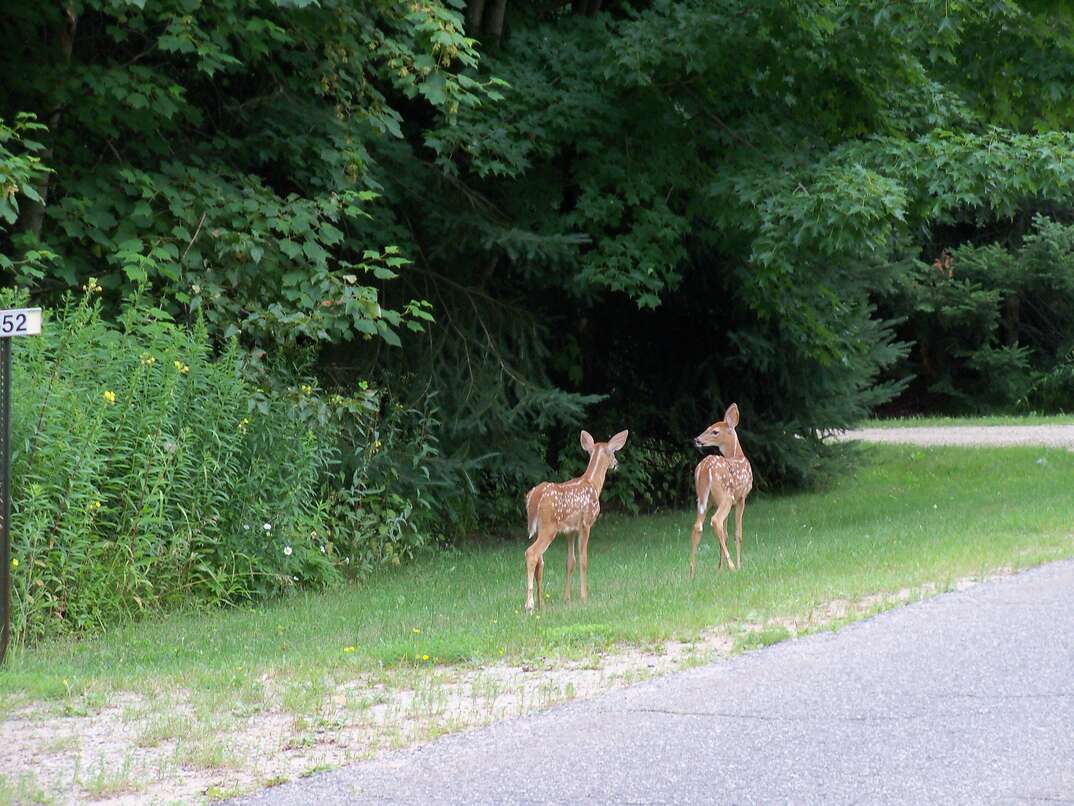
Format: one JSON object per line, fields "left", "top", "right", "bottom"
{"left": 0, "top": 114, "right": 56, "bottom": 282}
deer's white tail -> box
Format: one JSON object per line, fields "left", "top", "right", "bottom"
{"left": 694, "top": 460, "right": 712, "bottom": 514}
{"left": 525, "top": 484, "right": 546, "bottom": 539}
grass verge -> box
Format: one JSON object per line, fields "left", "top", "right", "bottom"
{"left": 2, "top": 444, "right": 1073, "bottom": 804}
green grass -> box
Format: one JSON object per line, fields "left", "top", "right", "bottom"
{"left": 3, "top": 445, "right": 1074, "bottom": 707}
{"left": 861, "top": 413, "right": 1074, "bottom": 428}
{"left": 0, "top": 773, "right": 55, "bottom": 806}
{"left": 734, "top": 625, "right": 793, "bottom": 653}
{"left": 79, "top": 755, "right": 140, "bottom": 800}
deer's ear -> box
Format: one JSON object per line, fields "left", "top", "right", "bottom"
{"left": 724, "top": 403, "right": 740, "bottom": 428}
{"left": 607, "top": 430, "right": 629, "bottom": 452}
{"left": 580, "top": 430, "right": 595, "bottom": 453}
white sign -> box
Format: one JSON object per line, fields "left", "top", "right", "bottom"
{"left": 0, "top": 308, "right": 42, "bottom": 338}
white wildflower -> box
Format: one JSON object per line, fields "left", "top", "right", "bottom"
{"left": 283, "top": 545, "right": 293, "bottom": 556}
{"left": 263, "top": 523, "right": 272, "bottom": 532}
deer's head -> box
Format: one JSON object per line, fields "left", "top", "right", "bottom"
{"left": 580, "top": 429, "right": 629, "bottom": 471}
{"left": 693, "top": 404, "right": 742, "bottom": 457}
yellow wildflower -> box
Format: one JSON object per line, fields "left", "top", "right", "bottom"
{"left": 238, "top": 417, "right": 250, "bottom": 434}
{"left": 300, "top": 384, "right": 313, "bottom": 395}
{"left": 412, "top": 628, "right": 421, "bottom": 635}
{"left": 102, "top": 390, "right": 116, "bottom": 405}
{"left": 343, "top": 646, "right": 356, "bottom": 654}
{"left": 174, "top": 360, "right": 190, "bottom": 374}
{"left": 10, "top": 558, "right": 18, "bottom": 569}
{"left": 140, "top": 354, "right": 156, "bottom": 367}
{"left": 422, "top": 655, "right": 430, "bottom": 661}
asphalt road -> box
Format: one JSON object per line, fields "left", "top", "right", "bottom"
{"left": 231, "top": 560, "right": 1074, "bottom": 805}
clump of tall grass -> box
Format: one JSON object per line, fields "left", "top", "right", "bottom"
{"left": 6, "top": 286, "right": 406, "bottom": 644}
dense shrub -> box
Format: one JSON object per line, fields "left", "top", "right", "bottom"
{"left": 5, "top": 289, "right": 430, "bottom": 644}
{"left": 882, "top": 216, "right": 1074, "bottom": 414}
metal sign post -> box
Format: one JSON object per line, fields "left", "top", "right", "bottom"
{"left": 0, "top": 307, "right": 42, "bottom": 665}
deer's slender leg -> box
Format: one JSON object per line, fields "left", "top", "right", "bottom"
{"left": 535, "top": 554, "right": 545, "bottom": 609}
{"left": 691, "top": 465, "right": 712, "bottom": 578}
{"left": 690, "top": 499, "right": 708, "bottom": 579}
{"left": 578, "top": 524, "right": 592, "bottom": 601}
{"left": 710, "top": 498, "right": 735, "bottom": 571}
{"left": 525, "top": 528, "right": 555, "bottom": 613}
{"left": 734, "top": 497, "right": 746, "bottom": 569}
{"left": 564, "top": 533, "right": 576, "bottom": 601}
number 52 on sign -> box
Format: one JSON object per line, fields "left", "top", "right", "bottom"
{"left": 0, "top": 308, "right": 42, "bottom": 338}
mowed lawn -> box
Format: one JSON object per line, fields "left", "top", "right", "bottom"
{"left": 3, "top": 444, "right": 1074, "bottom": 704}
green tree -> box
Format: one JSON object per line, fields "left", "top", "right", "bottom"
{"left": 1, "top": 0, "right": 494, "bottom": 348}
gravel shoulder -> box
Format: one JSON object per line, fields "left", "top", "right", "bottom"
{"left": 836, "top": 424, "right": 1074, "bottom": 450}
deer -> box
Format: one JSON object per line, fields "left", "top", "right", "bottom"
{"left": 690, "top": 403, "right": 753, "bottom": 577}
{"left": 523, "top": 430, "right": 628, "bottom": 613}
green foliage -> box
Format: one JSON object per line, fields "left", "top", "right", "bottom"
{"left": 0, "top": 114, "right": 56, "bottom": 279}
{"left": 0, "top": 115, "right": 48, "bottom": 229}
{"left": 2, "top": 1, "right": 596, "bottom": 540}
{"left": 402, "top": 0, "right": 1074, "bottom": 489}
{"left": 5, "top": 287, "right": 431, "bottom": 645}
{"left": 412, "top": 0, "right": 1074, "bottom": 484}
{"left": 0, "top": 0, "right": 490, "bottom": 348}
{"left": 885, "top": 216, "right": 1074, "bottom": 413}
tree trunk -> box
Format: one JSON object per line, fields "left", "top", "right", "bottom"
{"left": 484, "top": 0, "right": 507, "bottom": 45}
{"left": 19, "top": 3, "right": 77, "bottom": 242}
{"left": 1003, "top": 294, "right": 1021, "bottom": 346}
{"left": 465, "top": 0, "right": 487, "bottom": 36}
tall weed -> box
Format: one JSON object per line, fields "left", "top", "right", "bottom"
{"left": 5, "top": 288, "right": 428, "bottom": 644}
